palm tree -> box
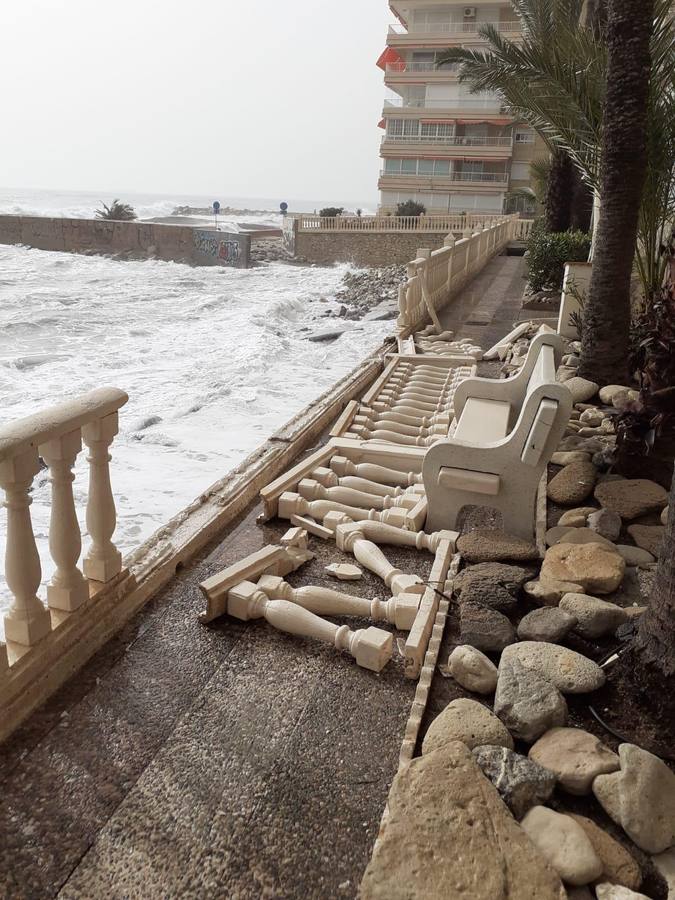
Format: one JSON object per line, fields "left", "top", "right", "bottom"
{"left": 579, "top": 0, "right": 653, "bottom": 384}
{"left": 95, "top": 199, "right": 137, "bottom": 221}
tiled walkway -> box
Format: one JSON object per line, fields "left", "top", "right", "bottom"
{"left": 0, "top": 253, "right": 527, "bottom": 900}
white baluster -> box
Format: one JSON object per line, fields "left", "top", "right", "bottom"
{"left": 0, "top": 450, "right": 51, "bottom": 646}
{"left": 334, "top": 521, "right": 426, "bottom": 596}
{"left": 82, "top": 413, "right": 122, "bottom": 583}
{"left": 39, "top": 429, "right": 89, "bottom": 612}
{"left": 227, "top": 581, "right": 393, "bottom": 671}
{"left": 298, "top": 478, "right": 418, "bottom": 511}
{"left": 277, "top": 491, "right": 408, "bottom": 529}
{"left": 257, "top": 574, "right": 420, "bottom": 630}
{"left": 330, "top": 455, "right": 422, "bottom": 487}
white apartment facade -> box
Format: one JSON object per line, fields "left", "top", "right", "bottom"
{"left": 377, "top": 0, "right": 544, "bottom": 214}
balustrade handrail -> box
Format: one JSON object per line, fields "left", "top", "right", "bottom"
{"left": 0, "top": 387, "right": 128, "bottom": 464}
{"left": 380, "top": 169, "right": 509, "bottom": 183}
{"left": 294, "top": 214, "right": 513, "bottom": 233}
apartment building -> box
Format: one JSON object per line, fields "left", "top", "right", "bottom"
{"left": 377, "top": 0, "right": 545, "bottom": 215}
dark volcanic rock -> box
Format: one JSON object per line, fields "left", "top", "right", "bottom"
{"left": 460, "top": 602, "right": 516, "bottom": 653}
{"left": 472, "top": 744, "right": 556, "bottom": 819}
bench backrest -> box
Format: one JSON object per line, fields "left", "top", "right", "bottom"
{"left": 527, "top": 344, "right": 556, "bottom": 393}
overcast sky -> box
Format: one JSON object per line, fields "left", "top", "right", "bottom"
{"left": 0, "top": 1, "right": 392, "bottom": 205}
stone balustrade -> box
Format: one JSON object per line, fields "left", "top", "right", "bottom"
{"left": 0, "top": 387, "right": 128, "bottom": 660}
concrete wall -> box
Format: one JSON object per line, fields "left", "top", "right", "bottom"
{"left": 293, "top": 230, "right": 453, "bottom": 267}
{"left": 0, "top": 216, "right": 251, "bottom": 268}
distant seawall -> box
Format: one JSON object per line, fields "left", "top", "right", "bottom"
{"left": 0, "top": 215, "right": 250, "bottom": 268}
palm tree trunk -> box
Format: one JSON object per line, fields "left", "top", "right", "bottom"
{"left": 633, "top": 464, "right": 675, "bottom": 677}
{"left": 570, "top": 168, "right": 593, "bottom": 233}
{"left": 578, "top": 0, "right": 653, "bottom": 386}
{"left": 545, "top": 150, "right": 573, "bottom": 233}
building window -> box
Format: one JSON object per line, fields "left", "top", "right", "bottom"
{"left": 515, "top": 129, "right": 535, "bottom": 143}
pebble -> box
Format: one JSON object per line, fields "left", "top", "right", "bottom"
{"left": 494, "top": 656, "right": 568, "bottom": 742}
{"left": 587, "top": 508, "right": 622, "bottom": 541}
{"left": 325, "top": 563, "right": 362, "bottom": 581}
{"left": 472, "top": 745, "right": 556, "bottom": 819}
{"left": 541, "top": 542, "right": 625, "bottom": 594}
{"left": 460, "top": 602, "right": 516, "bottom": 653}
{"left": 520, "top": 806, "right": 603, "bottom": 885}
{"left": 422, "top": 698, "right": 514, "bottom": 754}
{"left": 594, "top": 478, "right": 669, "bottom": 520}
{"left": 517, "top": 608, "right": 577, "bottom": 643}
{"left": 447, "top": 645, "right": 498, "bottom": 695}
{"left": 500, "top": 642, "right": 605, "bottom": 694}
{"left": 529, "top": 727, "right": 620, "bottom": 794}
{"left": 593, "top": 743, "right": 675, "bottom": 854}
{"left": 547, "top": 460, "right": 598, "bottom": 505}
{"left": 627, "top": 524, "right": 665, "bottom": 558}
{"left": 564, "top": 377, "right": 600, "bottom": 404}
{"left": 559, "top": 592, "right": 628, "bottom": 638}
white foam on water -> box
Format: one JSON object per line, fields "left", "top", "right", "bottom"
{"left": 0, "top": 244, "right": 393, "bottom": 635}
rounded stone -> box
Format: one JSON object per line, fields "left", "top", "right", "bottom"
{"left": 614, "top": 544, "right": 655, "bottom": 568}
{"left": 456, "top": 528, "right": 540, "bottom": 564}
{"left": 627, "top": 524, "right": 665, "bottom": 558}
{"left": 453, "top": 562, "right": 534, "bottom": 598}
{"left": 520, "top": 806, "right": 603, "bottom": 886}
{"left": 564, "top": 377, "right": 600, "bottom": 404}
{"left": 595, "top": 885, "right": 651, "bottom": 900}
{"left": 459, "top": 602, "right": 515, "bottom": 653}
{"left": 517, "top": 608, "right": 577, "bottom": 643}
{"left": 524, "top": 578, "right": 585, "bottom": 607}
{"left": 547, "top": 527, "right": 617, "bottom": 551}
{"left": 587, "top": 508, "right": 622, "bottom": 541}
{"left": 551, "top": 451, "right": 593, "bottom": 466}
{"left": 541, "top": 542, "right": 625, "bottom": 594}
{"left": 567, "top": 814, "right": 642, "bottom": 891}
{"left": 558, "top": 506, "right": 596, "bottom": 528}
{"left": 598, "top": 384, "right": 635, "bottom": 405}
{"left": 448, "top": 645, "right": 498, "bottom": 694}
{"left": 594, "top": 479, "right": 669, "bottom": 520}
{"left": 494, "top": 656, "right": 568, "bottom": 743}
{"left": 500, "top": 642, "right": 605, "bottom": 694}
{"left": 422, "top": 698, "right": 514, "bottom": 754}
{"left": 472, "top": 745, "right": 556, "bottom": 819}
{"left": 529, "top": 727, "right": 620, "bottom": 794}
{"left": 547, "top": 460, "right": 598, "bottom": 506}
{"left": 579, "top": 408, "right": 604, "bottom": 426}
{"left": 559, "top": 593, "right": 628, "bottom": 639}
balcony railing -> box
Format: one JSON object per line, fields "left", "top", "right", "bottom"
{"left": 385, "top": 61, "right": 460, "bottom": 74}
{"left": 388, "top": 20, "right": 520, "bottom": 35}
{"left": 382, "top": 134, "right": 513, "bottom": 147}
{"left": 383, "top": 97, "right": 508, "bottom": 112}
{"left": 380, "top": 169, "right": 509, "bottom": 184}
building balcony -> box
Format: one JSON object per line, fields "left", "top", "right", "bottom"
{"left": 381, "top": 134, "right": 513, "bottom": 153}
{"left": 379, "top": 170, "right": 510, "bottom": 189}
{"left": 386, "top": 19, "right": 520, "bottom": 47}
{"left": 382, "top": 97, "right": 511, "bottom": 117}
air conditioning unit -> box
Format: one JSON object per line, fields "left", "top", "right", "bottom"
{"left": 463, "top": 6, "right": 477, "bottom": 17}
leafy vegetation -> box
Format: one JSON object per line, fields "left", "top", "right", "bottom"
{"left": 319, "top": 207, "right": 344, "bottom": 218}
{"left": 395, "top": 200, "right": 426, "bottom": 217}
{"left": 95, "top": 200, "right": 137, "bottom": 221}
{"left": 526, "top": 223, "right": 591, "bottom": 293}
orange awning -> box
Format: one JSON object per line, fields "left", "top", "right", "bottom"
{"left": 378, "top": 119, "right": 386, "bottom": 129}
{"left": 376, "top": 47, "right": 405, "bottom": 70}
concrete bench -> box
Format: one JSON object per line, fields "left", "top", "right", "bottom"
{"left": 422, "top": 333, "right": 572, "bottom": 540}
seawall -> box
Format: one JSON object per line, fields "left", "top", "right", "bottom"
{"left": 0, "top": 215, "right": 251, "bottom": 268}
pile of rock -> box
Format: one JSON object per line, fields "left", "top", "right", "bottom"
{"left": 331, "top": 265, "right": 406, "bottom": 320}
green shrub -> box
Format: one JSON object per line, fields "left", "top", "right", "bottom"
{"left": 526, "top": 223, "right": 591, "bottom": 292}
{"left": 395, "top": 200, "right": 426, "bottom": 217}
{"left": 319, "top": 206, "right": 344, "bottom": 217}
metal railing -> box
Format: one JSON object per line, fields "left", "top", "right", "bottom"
{"left": 384, "top": 61, "right": 460, "bottom": 73}
{"left": 383, "top": 97, "right": 508, "bottom": 111}
{"left": 380, "top": 170, "right": 510, "bottom": 184}
{"left": 388, "top": 20, "right": 520, "bottom": 35}
{"left": 382, "top": 134, "right": 513, "bottom": 147}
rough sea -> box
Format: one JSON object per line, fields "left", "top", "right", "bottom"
{"left": 0, "top": 188, "right": 388, "bottom": 634}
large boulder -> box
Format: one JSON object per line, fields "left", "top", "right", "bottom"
{"left": 564, "top": 377, "right": 600, "bottom": 404}
{"left": 472, "top": 744, "right": 556, "bottom": 819}
{"left": 626, "top": 524, "right": 665, "bottom": 558}
{"left": 593, "top": 743, "right": 675, "bottom": 854}
{"left": 517, "top": 608, "right": 577, "bottom": 643}
{"left": 494, "top": 656, "right": 568, "bottom": 743}
{"left": 500, "top": 642, "right": 605, "bottom": 694}
{"left": 594, "top": 479, "right": 669, "bottom": 520}
{"left": 422, "top": 698, "right": 513, "bottom": 754}
{"left": 456, "top": 528, "right": 540, "bottom": 564}
{"left": 567, "top": 814, "right": 642, "bottom": 891}
{"left": 547, "top": 460, "right": 597, "bottom": 506}
{"left": 529, "top": 727, "right": 620, "bottom": 794}
{"left": 541, "top": 542, "right": 625, "bottom": 594}
{"left": 460, "top": 602, "right": 516, "bottom": 653}
{"left": 360, "top": 741, "right": 565, "bottom": 900}
{"left": 559, "top": 593, "right": 628, "bottom": 639}
{"left": 448, "top": 645, "right": 498, "bottom": 695}
{"left": 520, "top": 806, "right": 603, "bottom": 886}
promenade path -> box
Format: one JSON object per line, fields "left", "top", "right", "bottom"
{"left": 0, "top": 254, "right": 528, "bottom": 900}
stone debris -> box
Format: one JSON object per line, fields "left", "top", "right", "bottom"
{"left": 332, "top": 265, "right": 406, "bottom": 320}
{"left": 494, "top": 656, "right": 568, "bottom": 742}
{"left": 594, "top": 478, "right": 669, "bottom": 520}
{"left": 593, "top": 743, "right": 675, "bottom": 854}
{"left": 529, "top": 727, "right": 620, "bottom": 795}
{"left": 324, "top": 562, "right": 362, "bottom": 581}
{"left": 460, "top": 601, "right": 516, "bottom": 652}
{"left": 595, "top": 885, "right": 651, "bottom": 900}
{"left": 422, "top": 698, "right": 514, "bottom": 754}
{"left": 627, "top": 524, "right": 665, "bottom": 558}
{"left": 541, "top": 542, "right": 625, "bottom": 594}
{"left": 517, "top": 607, "right": 578, "bottom": 643}
{"left": 614, "top": 545, "right": 656, "bottom": 568}
{"left": 559, "top": 592, "right": 628, "bottom": 638}
{"left": 564, "top": 377, "right": 600, "bottom": 404}
{"left": 587, "top": 508, "right": 622, "bottom": 541}
{"left": 360, "top": 741, "right": 565, "bottom": 900}
{"left": 520, "top": 806, "right": 603, "bottom": 886}
{"left": 567, "top": 814, "right": 642, "bottom": 891}
{"left": 500, "top": 642, "right": 605, "bottom": 694}
{"left": 447, "top": 645, "right": 498, "bottom": 694}
{"left": 456, "top": 528, "right": 540, "bottom": 563}
{"left": 547, "top": 460, "right": 598, "bottom": 505}
{"left": 472, "top": 744, "right": 556, "bottom": 819}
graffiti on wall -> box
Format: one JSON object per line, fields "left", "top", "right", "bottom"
{"left": 193, "top": 230, "right": 242, "bottom": 265}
